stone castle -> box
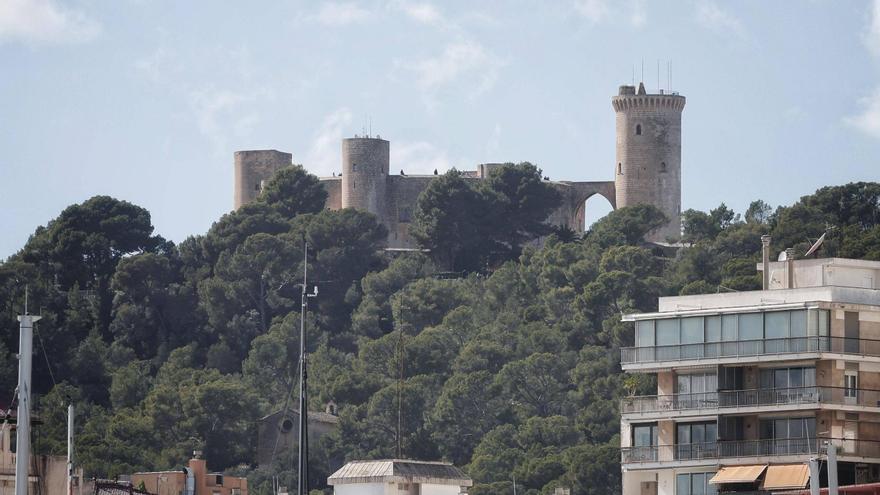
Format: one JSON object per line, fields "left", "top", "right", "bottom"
{"left": 233, "top": 82, "right": 685, "bottom": 247}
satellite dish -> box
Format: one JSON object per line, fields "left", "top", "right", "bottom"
{"left": 778, "top": 251, "right": 788, "bottom": 262}
{"left": 804, "top": 232, "right": 826, "bottom": 258}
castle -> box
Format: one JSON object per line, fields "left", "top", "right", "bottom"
{"left": 233, "top": 82, "right": 685, "bottom": 247}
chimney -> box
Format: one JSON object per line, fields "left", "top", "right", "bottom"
{"left": 761, "top": 235, "right": 771, "bottom": 290}
{"left": 785, "top": 248, "right": 796, "bottom": 289}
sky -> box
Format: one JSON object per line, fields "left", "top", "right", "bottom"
{"left": 2, "top": 0, "right": 880, "bottom": 259}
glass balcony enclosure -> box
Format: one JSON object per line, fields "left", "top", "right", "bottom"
{"left": 622, "top": 309, "right": 847, "bottom": 364}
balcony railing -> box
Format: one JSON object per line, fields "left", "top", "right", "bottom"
{"left": 621, "top": 386, "right": 880, "bottom": 415}
{"left": 622, "top": 437, "right": 880, "bottom": 464}
{"left": 620, "top": 336, "right": 880, "bottom": 365}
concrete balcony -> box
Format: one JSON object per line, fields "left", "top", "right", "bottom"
{"left": 621, "top": 386, "right": 880, "bottom": 420}
{"left": 621, "top": 438, "right": 880, "bottom": 470}
{"left": 620, "top": 336, "right": 880, "bottom": 371}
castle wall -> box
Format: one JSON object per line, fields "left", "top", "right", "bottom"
{"left": 386, "top": 175, "right": 435, "bottom": 248}
{"left": 613, "top": 84, "right": 685, "bottom": 243}
{"left": 321, "top": 177, "right": 342, "bottom": 210}
{"left": 233, "top": 150, "right": 292, "bottom": 209}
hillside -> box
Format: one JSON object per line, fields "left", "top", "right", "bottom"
{"left": 1, "top": 166, "right": 878, "bottom": 495}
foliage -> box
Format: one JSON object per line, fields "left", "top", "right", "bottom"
{"left": 1, "top": 178, "right": 878, "bottom": 494}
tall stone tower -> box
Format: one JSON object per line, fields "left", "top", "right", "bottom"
{"left": 612, "top": 82, "right": 685, "bottom": 243}
{"left": 233, "top": 150, "right": 293, "bottom": 209}
{"left": 341, "top": 137, "right": 389, "bottom": 218}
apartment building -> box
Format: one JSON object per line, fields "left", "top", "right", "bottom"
{"left": 620, "top": 255, "right": 880, "bottom": 494}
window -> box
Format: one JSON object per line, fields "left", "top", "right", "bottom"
{"left": 636, "top": 124, "right": 642, "bottom": 135}
{"left": 633, "top": 423, "right": 658, "bottom": 447}
{"left": 660, "top": 162, "right": 667, "bottom": 172}
{"left": 676, "top": 472, "right": 718, "bottom": 495}
{"left": 352, "top": 163, "right": 357, "bottom": 171}
{"left": 636, "top": 320, "right": 655, "bottom": 347}
{"left": 656, "top": 318, "right": 680, "bottom": 346}
{"left": 759, "top": 416, "right": 816, "bottom": 455}
{"left": 845, "top": 372, "right": 858, "bottom": 398}
{"left": 677, "top": 422, "right": 717, "bottom": 460}
{"left": 676, "top": 373, "right": 717, "bottom": 395}
{"left": 618, "top": 162, "right": 623, "bottom": 175}
{"left": 681, "top": 317, "right": 703, "bottom": 344}
{"left": 759, "top": 367, "right": 816, "bottom": 390}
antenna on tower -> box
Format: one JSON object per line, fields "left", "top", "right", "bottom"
{"left": 641, "top": 58, "right": 644, "bottom": 83}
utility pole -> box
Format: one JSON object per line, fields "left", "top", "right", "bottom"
{"left": 15, "top": 301, "right": 40, "bottom": 495}
{"left": 298, "top": 242, "right": 317, "bottom": 495}
{"left": 68, "top": 404, "right": 75, "bottom": 495}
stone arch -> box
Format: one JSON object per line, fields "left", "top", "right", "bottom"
{"left": 554, "top": 180, "right": 616, "bottom": 234}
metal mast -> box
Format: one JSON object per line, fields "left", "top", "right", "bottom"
{"left": 15, "top": 303, "right": 40, "bottom": 495}
{"left": 67, "top": 404, "right": 74, "bottom": 495}
{"left": 298, "top": 242, "right": 314, "bottom": 495}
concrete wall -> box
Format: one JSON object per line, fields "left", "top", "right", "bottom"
{"left": 234, "top": 150, "right": 292, "bottom": 209}
{"left": 334, "top": 482, "right": 387, "bottom": 495}
{"left": 612, "top": 84, "right": 685, "bottom": 243}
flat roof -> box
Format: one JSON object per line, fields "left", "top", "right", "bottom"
{"left": 327, "top": 459, "right": 472, "bottom": 486}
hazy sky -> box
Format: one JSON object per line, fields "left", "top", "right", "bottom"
{"left": 2, "top": 0, "right": 880, "bottom": 258}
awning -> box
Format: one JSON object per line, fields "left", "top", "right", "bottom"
{"left": 710, "top": 465, "right": 767, "bottom": 484}
{"left": 761, "top": 464, "right": 810, "bottom": 490}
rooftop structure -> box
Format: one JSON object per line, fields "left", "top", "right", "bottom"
{"left": 131, "top": 454, "right": 247, "bottom": 495}
{"left": 619, "top": 254, "right": 880, "bottom": 494}
{"left": 327, "top": 459, "right": 472, "bottom": 495}
{"left": 233, "top": 83, "right": 685, "bottom": 248}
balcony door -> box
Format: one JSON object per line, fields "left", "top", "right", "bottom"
{"left": 676, "top": 421, "right": 717, "bottom": 460}
{"left": 845, "top": 312, "right": 860, "bottom": 354}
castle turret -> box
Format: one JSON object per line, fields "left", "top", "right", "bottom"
{"left": 612, "top": 82, "right": 685, "bottom": 243}
{"left": 233, "top": 150, "right": 293, "bottom": 209}
{"left": 341, "top": 137, "right": 389, "bottom": 218}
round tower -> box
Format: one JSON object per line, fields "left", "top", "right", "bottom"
{"left": 612, "top": 82, "right": 686, "bottom": 243}
{"left": 341, "top": 137, "right": 389, "bottom": 218}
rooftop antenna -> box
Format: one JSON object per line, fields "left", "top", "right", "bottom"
{"left": 369, "top": 116, "right": 372, "bottom": 138}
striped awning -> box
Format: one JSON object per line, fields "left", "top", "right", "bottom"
{"left": 761, "top": 464, "right": 810, "bottom": 490}
{"left": 710, "top": 465, "right": 767, "bottom": 484}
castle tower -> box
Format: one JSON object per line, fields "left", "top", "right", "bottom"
{"left": 341, "top": 137, "right": 389, "bottom": 218}
{"left": 233, "top": 150, "right": 293, "bottom": 209}
{"left": 612, "top": 82, "right": 686, "bottom": 243}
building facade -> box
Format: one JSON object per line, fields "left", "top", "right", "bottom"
{"left": 256, "top": 403, "right": 340, "bottom": 468}
{"left": 131, "top": 454, "right": 247, "bottom": 495}
{"left": 233, "top": 83, "right": 684, "bottom": 247}
{"left": 620, "top": 256, "right": 880, "bottom": 494}
{"left": 0, "top": 413, "right": 86, "bottom": 495}
{"left": 327, "top": 459, "right": 472, "bottom": 495}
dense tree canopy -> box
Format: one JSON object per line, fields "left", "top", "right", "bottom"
{"left": 1, "top": 177, "right": 877, "bottom": 495}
